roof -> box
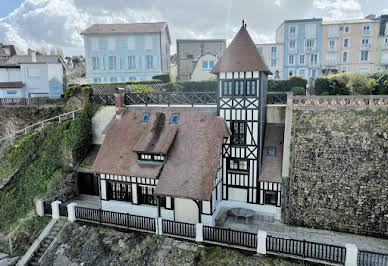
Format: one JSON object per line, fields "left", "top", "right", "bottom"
{"left": 0, "top": 82, "right": 25, "bottom": 88}
{"left": 211, "top": 25, "right": 271, "bottom": 74}
{"left": 81, "top": 22, "right": 168, "bottom": 35}
{"left": 177, "top": 39, "right": 226, "bottom": 43}
{"left": 259, "top": 124, "right": 284, "bottom": 183}
{"left": 323, "top": 19, "right": 377, "bottom": 25}
{"left": 6, "top": 55, "right": 64, "bottom": 64}
{"left": 92, "top": 109, "right": 230, "bottom": 201}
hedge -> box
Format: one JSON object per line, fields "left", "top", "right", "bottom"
{"left": 152, "top": 74, "right": 176, "bottom": 83}
{"left": 268, "top": 76, "right": 307, "bottom": 92}
{"left": 160, "top": 81, "right": 217, "bottom": 92}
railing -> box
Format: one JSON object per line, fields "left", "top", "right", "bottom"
{"left": 43, "top": 201, "right": 52, "bottom": 215}
{"left": 204, "top": 226, "right": 258, "bottom": 249}
{"left": 0, "top": 109, "right": 81, "bottom": 144}
{"left": 90, "top": 94, "right": 115, "bottom": 105}
{"left": 358, "top": 250, "right": 388, "bottom": 266}
{"left": 0, "top": 97, "right": 67, "bottom": 107}
{"left": 74, "top": 206, "right": 156, "bottom": 232}
{"left": 267, "top": 92, "right": 288, "bottom": 104}
{"left": 361, "top": 43, "right": 372, "bottom": 50}
{"left": 59, "top": 204, "right": 68, "bottom": 217}
{"left": 266, "top": 236, "right": 346, "bottom": 264}
{"left": 162, "top": 220, "right": 196, "bottom": 239}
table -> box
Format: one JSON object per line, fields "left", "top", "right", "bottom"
{"left": 229, "top": 208, "right": 256, "bottom": 223}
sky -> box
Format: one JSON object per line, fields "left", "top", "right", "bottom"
{"left": 0, "top": 0, "right": 387, "bottom": 56}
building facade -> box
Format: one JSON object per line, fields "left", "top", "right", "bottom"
{"left": 375, "top": 15, "right": 388, "bottom": 71}
{"left": 0, "top": 43, "right": 21, "bottom": 65}
{"left": 0, "top": 54, "right": 66, "bottom": 98}
{"left": 276, "top": 18, "right": 323, "bottom": 79}
{"left": 256, "top": 43, "right": 284, "bottom": 79}
{"left": 81, "top": 23, "right": 171, "bottom": 83}
{"left": 176, "top": 39, "right": 226, "bottom": 81}
{"left": 322, "top": 19, "right": 379, "bottom": 74}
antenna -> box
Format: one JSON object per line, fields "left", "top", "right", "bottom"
{"left": 242, "top": 20, "right": 245, "bottom": 28}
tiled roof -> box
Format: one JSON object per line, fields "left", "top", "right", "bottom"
{"left": 211, "top": 26, "right": 271, "bottom": 74}
{"left": 259, "top": 124, "right": 284, "bottom": 183}
{"left": 0, "top": 82, "right": 25, "bottom": 88}
{"left": 92, "top": 109, "right": 230, "bottom": 200}
{"left": 6, "top": 55, "right": 63, "bottom": 64}
{"left": 80, "top": 22, "right": 168, "bottom": 35}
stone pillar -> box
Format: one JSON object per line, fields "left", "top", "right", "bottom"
{"left": 156, "top": 217, "right": 163, "bottom": 235}
{"left": 345, "top": 244, "right": 358, "bottom": 266}
{"left": 100, "top": 179, "right": 107, "bottom": 200}
{"left": 132, "top": 183, "right": 138, "bottom": 204}
{"left": 257, "top": 230, "right": 267, "bottom": 255}
{"left": 195, "top": 223, "right": 203, "bottom": 242}
{"left": 67, "top": 203, "right": 78, "bottom": 222}
{"left": 35, "top": 199, "right": 44, "bottom": 217}
{"left": 51, "top": 201, "right": 61, "bottom": 220}
{"left": 114, "top": 89, "right": 125, "bottom": 120}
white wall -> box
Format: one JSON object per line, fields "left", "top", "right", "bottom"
{"left": 174, "top": 198, "right": 199, "bottom": 224}
{"left": 21, "top": 64, "right": 49, "bottom": 96}
{"left": 92, "top": 106, "right": 116, "bottom": 144}
{"left": 0, "top": 68, "right": 22, "bottom": 82}
{"left": 190, "top": 53, "right": 217, "bottom": 81}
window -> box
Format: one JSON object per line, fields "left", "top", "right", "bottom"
{"left": 141, "top": 113, "right": 149, "bottom": 122}
{"left": 107, "top": 181, "right": 132, "bottom": 202}
{"left": 289, "top": 69, "right": 294, "bottom": 77}
{"left": 305, "top": 24, "right": 316, "bottom": 38}
{"left": 7, "top": 90, "right": 17, "bottom": 95}
{"left": 329, "top": 40, "right": 335, "bottom": 49}
{"left": 299, "top": 54, "right": 305, "bottom": 64}
{"left": 344, "top": 26, "right": 350, "bottom": 33}
{"left": 222, "top": 81, "right": 233, "bottom": 96}
{"left": 299, "top": 69, "right": 305, "bottom": 77}
{"left": 108, "top": 56, "right": 116, "bottom": 70}
{"left": 119, "top": 56, "right": 125, "bottom": 69}
{"left": 187, "top": 54, "right": 194, "bottom": 59}
{"left": 139, "top": 153, "right": 165, "bottom": 161}
{"left": 344, "top": 38, "right": 349, "bottom": 48}
{"left": 258, "top": 47, "right": 263, "bottom": 53}
{"left": 93, "top": 78, "right": 101, "bottom": 83}
{"left": 343, "top": 51, "right": 348, "bottom": 63}
{"left": 271, "top": 46, "right": 277, "bottom": 53}
{"left": 234, "top": 80, "right": 244, "bottom": 96}
{"left": 271, "top": 59, "right": 276, "bottom": 67}
{"left": 311, "top": 69, "right": 317, "bottom": 77}
{"left": 361, "top": 38, "right": 370, "bottom": 49}
{"left": 171, "top": 114, "right": 179, "bottom": 124}
{"left": 264, "top": 191, "right": 278, "bottom": 205}
{"left": 328, "top": 25, "right": 339, "bottom": 37}
{"left": 289, "top": 40, "right": 296, "bottom": 49}
{"left": 92, "top": 57, "right": 99, "bottom": 70}
{"left": 145, "top": 36, "right": 153, "bottom": 50}
{"left": 91, "top": 38, "right": 98, "bottom": 51}
{"left": 128, "top": 56, "right": 136, "bottom": 69}
{"left": 289, "top": 25, "right": 296, "bottom": 35}
{"left": 363, "top": 25, "right": 371, "bottom": 35}
{"left": 305, "top": 39, "right": 314, "bottom": 48}
{"left": 385, "top": 23, "right": 388, "bottom": 36}
{"left": 231, "top": 122, "right": 246, "bottom": 146}
{"left": 228, "top": 159, "right": 248, "bottom": 172}
{"left": 138, "top": 186, "right": 157, "bottom": 205}
{"left": 310, "top": 54, "right": 318, "bottom": 65}
{"left": 361, "top": 51, "right": 368, "bottom": 61}
{"left": 267, "top": 147, "right": 276, "bottom": 157}
{"left": 202, "top": 60, "right": 215, "bottom": 69}
{"left": 128, "top": 37, "right": 136, "bottom": 50}
{"left": 209, "top": 60, "right": 215, "bottom": 69}
{"left": 108, "top": 38, "right": 116, "bottom": 50}
{"left": 246, "top": 80, "right": 256, "bottom": 96}
{"left": 145, "top": 55, "right": 153, "bottom": 69}
{"left": 288, "top": 55, "right": 295, "bottom": 65}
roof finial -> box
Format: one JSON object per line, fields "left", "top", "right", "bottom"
{"left": 245, "top": 23, "right": 247, "bottom": 28}
{"left": 242, "top": 19, "right": 245, "bottom": 28}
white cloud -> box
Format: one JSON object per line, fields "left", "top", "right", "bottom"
{"left": 0, "top": 0, "right": 316, "bottom": 55}
{"left": 313, "top": 0, "right": 363, "bottom": 20}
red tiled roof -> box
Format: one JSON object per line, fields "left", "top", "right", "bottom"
{"left": 0, "top": 82, "right": 24, "bottom": 88}
{"left": 211, "top": 26, "right": 271, "bottom": 74}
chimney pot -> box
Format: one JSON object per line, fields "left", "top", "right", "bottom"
{"left": 114, "top": 90, "right": 125, "bottom": 120}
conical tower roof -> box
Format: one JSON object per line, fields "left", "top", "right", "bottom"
{"left": 211, "top": 24, "right": 271, "bottom": 74}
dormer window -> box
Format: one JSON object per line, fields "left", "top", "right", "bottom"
{"left": 171, "top": 114, "right": 179, "bottom": 124}
{"left": 141, "top": 113, "right": 149, "bottom": 122}
{"left": 138, "top": 153, "right": 165, "bottom": 164}
{"left": 267, "top": 147, "right": 276, "bottom": 157}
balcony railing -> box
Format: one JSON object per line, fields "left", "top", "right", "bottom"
{"left": 362, "top": 30, "right": 373, "bottom": 36}
{"left": 304, "top": 47, "right": 315, "bottom": 53}
{"left": 288, "top": 32, "right": 297, "bottom": 39}
{"left": 361, "top": 43, "right": 372, "bottom": 50}
{"left": 327, "top": 46, "right": 337, "bottom": 52}
{"left": 326, "top": 60, "right": 338, "bottom": 66}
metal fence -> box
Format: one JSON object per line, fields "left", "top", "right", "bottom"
{"left": 0, "top": 97, "right": 67, "bottom": 107}
{"left": 358, "top": 250, "right": 388, "bottom": 266}
{"left": 267, "top": 92, "right": 288, "bottom": 104}
{"left": 162, "top": 220, "right": 196, "bottom": 239}
{"left": 266, "top": 235, "right": 346, "bottom": 264}
{"left": 43, "top": 201, "right": 52, "bottom": 215}
{"left": 203, "top": 226, "right": 258, "bottom": 249}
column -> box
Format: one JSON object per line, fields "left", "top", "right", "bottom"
{"left": 51, "top": 201, "right": 61, "bottom": 220}
{"left": 100, "top": 179, "right": 107, "bottom": 200}
{"left": 257, "top": 230, "right": 267, "bottom": 255}
{"left": 35, "top": 199, "right": 44, "bottom": 217}
{"left": 345, "top": 244, "right": 358, "bottom": 266}
{"left": 156, "top": 217, "right": 163, "bottom": 235}
{"left": 67, "top": 203, "right": 78, "bottom": 222}
{"left": 132, "top": 183, "right": 138, "bottom": 204}
{"left": 195, "top": 223, "right": 203, "bottom": 242}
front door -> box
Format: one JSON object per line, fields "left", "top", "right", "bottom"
{"left": 78, "top": 173, "right": 100, "bottom": 196}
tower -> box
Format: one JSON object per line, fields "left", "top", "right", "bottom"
{"left": 211, "top": 22, "right": 271, "bottom": 204}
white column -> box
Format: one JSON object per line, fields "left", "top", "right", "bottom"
{"left": 345, "top": 244, "right": 358, "bottom": 266}
{"left": 166, "top": 197, "right": 171, "bottom": 209}
{"left": 35, "top": 199, "right": 44, "bottom": 217}
{"left": 100, "top": 180, "right": 107, "bottom": 200}
{"left": 156, "top": 217, "right": 163, "bottom": 235}
{"left": 51, "top": 201, "right": 61, "bottom": 220}
{"left": 67, "top": 203, "right": 78, "bottom": 222}
{"left": 195, "top": 223, "right": 203, "bottom": 242}
{"left": 257, "top": 230, "right": 267, "bottom": 255}
{"left": 132, "top": 183, "right": 138, "bottom": 204}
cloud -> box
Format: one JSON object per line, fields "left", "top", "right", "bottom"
{"left": 313, "top": 0, "right": 363, "bottom": 20}
{"left": 0, "top": 0, "right": 316, "bottom": 55}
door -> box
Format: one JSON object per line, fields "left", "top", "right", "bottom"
{"left": 174, "top": 198, "right": 199, "bottom": 224}
{"left": 78, "top": 173, "right": 100, "bottom": 196}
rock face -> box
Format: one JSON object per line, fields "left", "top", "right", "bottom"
{"left": 289, "top": 109, "right": 388, "bottom": 237}
{"left": 40, "top": 222, "right": 300, "bottom": 266}
{"left": 0, "top": 253, "right": 19, "bottom": 266}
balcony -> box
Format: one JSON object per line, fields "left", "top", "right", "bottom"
{"left": 304, "top": 47, "right": 315, "bottom": 53}
{"left": 288, "top": 47, "right": 297, "bottom": 54}
{"left": 361, "top": 43, "right": 372, "bottom": 50}
{"left": 362, "top": 30, "right": 373, "bottom": 36}
{"left": 326, "top": 60, "right": 338, "bottom": 66}
{"left": 288, "top": 32, "right": 297, "bottom": 39}
{"left": 327, "top": 46, "right": 337, "bottom": 52}
{"left": 309, "top": 61, "right": 319, "bottom": 68}
{"left": 327, "top": 32, "right": 339, "bottom": 38}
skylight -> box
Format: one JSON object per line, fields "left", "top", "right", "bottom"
{"left": 171, "top": 114, "right": 179, "bottom": 124}
{"left": 141, "top": 113, "right": 149, "bottom": 122}
{"left": 267, "top": 147, "right": 276, "bottom": 157}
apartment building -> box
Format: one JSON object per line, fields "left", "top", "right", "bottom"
{"left": 322, "top": 18, "right": 379, "bottom": 74}
{"left": 256, "top": 43, "right": 284, "bottom": 79}
{"left": 81, "top": 22, "right": 171, "bottom": 83}
{"left": 375, "top": 15, "right": 388, "bottom": 71}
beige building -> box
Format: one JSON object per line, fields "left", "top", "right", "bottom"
{"left": 256, "top": 43, "right": 283, "bottom": 79}
{"left": 190, "top": 53, "right": 217, "bottom": 81}
{"left": 322, "top": 19, "right": 379, "bottom": 74}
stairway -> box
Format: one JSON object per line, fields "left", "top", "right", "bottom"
{"left": 28, "top": 219, "right": 66, "bottom": 266}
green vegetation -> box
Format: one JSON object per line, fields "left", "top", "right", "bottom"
{"left": 0, "top": 103, "right": 98, "bottom": 233}
{"left": 269, "top": 76, "right": 308, "bottom": 92}
{"left": 160, "top": 80, "right": 217, "bottom": 92}
{"left": 291, "top": 87, "right": 306, "bottom": 96}
{"left": 152, "top": 73, "right": 176, "bottom": 83}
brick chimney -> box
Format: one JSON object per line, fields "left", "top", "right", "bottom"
{"left": 31, "top": 50, "right": 37, "bottom": 63}
{"left": 114, "top": 88, "right": 125, "bottom": 119}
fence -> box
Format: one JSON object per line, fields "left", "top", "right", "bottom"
{"left": 358, "top": 250, "right": 388, "bottom": 266}
{"left": 266, "top": 235, "right": 346, "bottom": 264}
{"left": 0, "top": 97, "right": 67, "bottom": 107}
{"left": 267, "top": 92, "right": 288, "bottom": 104}
{"left": 0, "top": 109, "right": 81, "bottom": 144}
{"left": 43, "top": 201, "right": 52, "bottom": 215}
{"left": 204, "top": 226, "right": 257, "bottom": 249}
{"left": 162, "top": 220, "right": 196, "bottom": 239}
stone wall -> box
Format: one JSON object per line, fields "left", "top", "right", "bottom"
{"left": 288, "top": 108, "right": 388, "bottom": 237}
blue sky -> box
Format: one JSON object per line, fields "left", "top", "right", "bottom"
{"left": 0, "top": 0, "right": 387, "bottom": 56}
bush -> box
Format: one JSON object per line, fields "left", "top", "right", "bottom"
{"left": 314, "top": 77, "right": 330, "bottom": 95}
{"left": 291, "top": 87, "right": 306, "bottom": 95}
{"left": 345, "top": 72, "right": 370, "bottom": 95}
{"left": 268, "top": 76, "right": 307, "bottom": 92}
{"left": 161, "top": 81, "right": 217, "bottom": 92}
{"left": 369, "top": 71, "right": 388, "bottom": 95}
{"left": 152, "top": 74, "right": 176, "bottom": 83}
{"left": 287, "top": 76, "right": 307, "bottom": 90}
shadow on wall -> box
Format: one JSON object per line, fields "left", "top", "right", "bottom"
{"left": 49, "top": 78, "right": 64, "bottom": 98}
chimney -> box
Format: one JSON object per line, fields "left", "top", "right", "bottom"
{"left": 31, "top": 50, "right": 36, "bottom": 63}
{"left": 114, "top": 88, "right": 125, "bottom": 120}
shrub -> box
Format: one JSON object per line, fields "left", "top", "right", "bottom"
{"left": 346, "top": 72, "right": 370, "bottom": 95}
{"left": 152, "top": 74, "right": 176, "bottom": 83}
{"left": 291, "top": 87, "right": 306, "bottom": 95}
{"left": 161, "top": 81, "right": 217, "bottom": 92}
{"left": 314, "top": 77, "right": 330, "bottom": 95}
{"left": 287, "top": 76, "right": 307, "bottom": 91}
{"left": 268, "top": 76, "right": 307, "bottom": 92}
{"left": 369, "top": 71, "right": 388, "bottom": 95}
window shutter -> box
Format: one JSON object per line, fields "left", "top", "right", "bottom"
{"left": 153, "top": 56, "right": 157, "bottom": 69}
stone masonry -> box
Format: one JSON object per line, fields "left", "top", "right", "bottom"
{"left": 288, "top": 108, "right": 388, "bottom": 237}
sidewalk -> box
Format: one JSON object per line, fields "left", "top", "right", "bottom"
{"left": 222, "top": 217, "right": 388, "bottom": 254}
